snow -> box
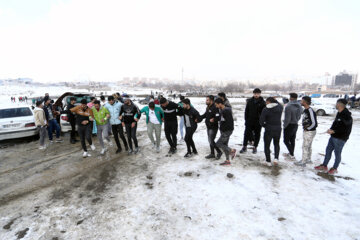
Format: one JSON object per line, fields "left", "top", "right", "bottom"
{"left": 0, "top": 87, "right": 360, "bottom": 240}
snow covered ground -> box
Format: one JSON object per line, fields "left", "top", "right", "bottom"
{"left": 0, "top": 87, "right": 360, "bottom": 240}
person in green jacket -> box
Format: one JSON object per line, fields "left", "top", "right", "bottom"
{"left": 92, "top": 100, "right": 112, "bottom": 155}
{"left": 140, "top": 102, "right": 164, "bottom": 153}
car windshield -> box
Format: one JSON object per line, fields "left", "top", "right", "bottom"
{"left": 66, "top": 96, "right": 92, "bottom": 105}
{"left": 0, "top": 107, "right": 33, "bottom": 119}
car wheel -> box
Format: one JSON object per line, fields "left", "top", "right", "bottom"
{"left": 316, "top": 109, "right": 326, "bottom": 116}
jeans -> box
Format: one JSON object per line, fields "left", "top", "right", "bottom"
{"left": 38, "top": 126, "right": 47, "bottom": 146}
{"left": 70, "top": 119, "right": 76, "bottom": 141}
{"left": 165, "top": 120, "right": 178, "bottom": 149}
{"left": 47, "top": 119, "right": 61, "bottom": 140}
{"left": 302, "top": 130, "right": 316, "bottom": 163}
{"left": 216, "top": 131, "right": 233, "bottom": 160}
{"left": 147, "top": 122, "right": 162, "bottom": 147}
{"left": 112, "top": 124, "right": 128, "bottom": 150}
{"left": 125, "top": 122, "right": 138, "bottom": 150}
{"left": 179, "top": 116, "right": 184, "bottom": 139}
{"left": 283, "top": 124, "right": 298, "bottom": 156}
{"left": 323, "top": 137, "right": 346, "bottom": 169}
{"left": 185, "top": 125, "right": 197, "bottom": 153}
{"left": 78, "top": 124, "right": 92, "bottom": 152}
{"left": 264, "top": 129, "right": 281, "bottom": 162}
{"left": 243, "top": 124, "right": 262, "bottom": 147}
{"left": 207, "top": 128, "right": 221, "bottom": 154}
{"left": 97, "top": 124, "right": 110, "bottom": 148}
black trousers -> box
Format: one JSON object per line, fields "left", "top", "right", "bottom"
{"left": 207, "top": 128, "right": 221, "bottom": 154}
{"left": 70, "top": 119, "right": 76, "bottom": 141}
{"left": 243, "top": 124, "right": 262, "bottom": 148}
{"left": 78, "top": 124, "right": 92, "bottom": 152}
{"left": 185, "top": 125, "right": 197, "bottom": 153}
{"left": 283, "top": 124, "right": 298, "bottom": 156}
{"left": 164, "top": 120, "right": 178, "bottom": 149}
{"left": 125, "top": 123, "right": 138, "bottom": 150}
{"left": 112, "top": 124, "right": 128, "bottom": 150}
{"left": 264, "top": 129, "right": 281, "bottom": 162}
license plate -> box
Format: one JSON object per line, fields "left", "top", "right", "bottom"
{"left": 3, "top": 124, "right": 21, "bottom": 128}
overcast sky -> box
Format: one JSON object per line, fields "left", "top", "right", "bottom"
{"left": 0, "top": 0, "right": 359, "bottom": 83}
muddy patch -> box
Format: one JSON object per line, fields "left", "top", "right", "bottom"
{"left": 227, "top": 173, "right": 234, "bottom": 178}
{"left": 317, "top": 172, "right": 355, "bottom": 182}
{"left": 3, "top": 217, "right": 19, "bottom": 230}
{"left": 145, "top": 182, "right": 154, "bottom": 189}
{"left": 278, "top": 217, "right": 286, "bottom": 221}
{"left": 15, "top": 227, "right": 29, "bottom": 239}
{"left": 50, "top": 188, "right": 71, "bottom": 201}
{"left": 85, "top": 164, "right": 117, "bottom": 194}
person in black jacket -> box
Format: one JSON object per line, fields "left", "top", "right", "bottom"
{"left": 119, "top": 96, "right": 141, "bottom": 154}
{"left": 240, "top": 88, "right": 266, "bottom": 154}
{"left": 181, "top": 98, "right": 200, "bottom": 158}
{"left": 61, "top": 97, "right": 78, "bottom": 144}
{"left": 259, "top": 97, "right": 283, "bottom": 166}
{"left": 214, "top": 98, "right": 237, "bottom": 165}
{"left": 200, "top": 95, "right": 222, "bottom": 159}
{"left": 315, "top": 99, "right": 353, "bottom": 175}
{"left": 160, "top": 97, "right": 182, "bottom": 154}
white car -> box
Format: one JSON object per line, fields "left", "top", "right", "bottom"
{"left": 0, "top": 106, "right": 39, "bottom": 141}
{"left": 311, "top": 101, "right": 337, "bottom": 116}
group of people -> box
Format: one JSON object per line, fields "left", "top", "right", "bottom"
{"left": 11, "top": 96, "right": 28, "bottom": 103}
{"left": 33, "top": 88, "right": 353, "bottom": 175}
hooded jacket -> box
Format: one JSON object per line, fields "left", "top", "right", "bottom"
{"left": 259, "top": 102, "right": 284, "bottom": 132}
{"left": 183, "top": 106, "right": 201, "bottom": 129}
{"left": 245, "top": 96, "right": 266, "bottom": 125}
{"left": 330, "top": 108, "right": 353, "bottom": 141}
{"left": 34, "top": 107, "right": 46, "bottom": 127}
{"left": 283, "top": 100, "right": 302, "bottom": 128}
{"left": 200, "top": 103, "right": 220, "bottom": 130}
{"left": 105, "top": 101, "right": 122, "bottom": 125}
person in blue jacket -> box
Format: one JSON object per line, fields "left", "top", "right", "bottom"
{"left": 140, "top": 102, "right": 165, "bottom": 153}
{"left": 105, "top": 96, "right": 128, "bottom": 154}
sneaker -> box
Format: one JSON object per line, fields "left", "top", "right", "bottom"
{"left": 220, "top": 160, "right": 231, "bottom": 166}
{"left": 289, "top": 155, "right": 296, "bottom": 161}
{"left": 252, "top": 147, "right": 257, "bottom": 154}
{"left": 152, "top": 143, "right": 156, "bottom": 148}
{"left": 100, "top": 148, "right": 106, "bottom": 155}
{"left": 294, "top": 161, "right": 306, "bottom": 167}
{"left": 193, "top": 151, "right": 198, "bottom": 155}
{"left": 70, "top": 139, "right": 76, "bottom": 144}
{"left": 230, "top": 149, "right": 237, "bottom": 160}
{"left": 172, "top": 148, "right": 177, "bottom": 154}
{"left": 49, "top": 140, "right": 54, "bottom": 143}
{"left": 168, "top": 148, "right": 173, "bottom": 154}
{"left": 156, "top": 146, "right": 160, "bottom": 153}
{"left": 216, "top": 152, "right": 223, "bottom": 160}
{"left": 273, "top": 159, "right": 279, "bottom": 165}
{"left": 108, "top": 141, "right": 113, "bottom": 147}
{"left": 184, "top": 152, "right": 192, "bottom": 158}
{"left": 327, "top": 168, "right": 338, "bottom": 175}
{"left": 39, "top": 145, "right": 46, "bottom": 150}
{"left": 90, "top": 145, "right": 96, "bottom": 151}
{"left": 240, "top": 147, "right": 247, "bottom": 154}
{"left": 282, "top": 153, "right": 291, "bottom": 158}
{"left": 314, "top": 164, "right": 328, "bottom": 172}
{"left": 116, "top": 148, "right": 122, "bottom": 154}
{"left": 128, "top": 149, "right": 133, "bottom": 155}
{"left": 83, "top": 152, "right": 91, "bottom": 158}
{"left": 265, "top": 161, "right": 272, "bottom": 167}
{"left": 205, "top": 154, "right": 216, "bottom": 159}
{"left": 55, "top": 138, "right": 63, "bottom": 143}
{"left": 134, "top": 147, "right": 139, "bottom": 154}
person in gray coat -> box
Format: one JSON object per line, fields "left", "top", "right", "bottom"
{"left": 283, "top": 93, "right": 302, "bottom": 160}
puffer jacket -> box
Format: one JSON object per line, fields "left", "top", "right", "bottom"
{"left": 105, "top": 102, "right": 122, "bottom": 125}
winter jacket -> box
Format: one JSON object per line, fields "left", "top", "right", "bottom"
{"left": 200, "top": 103, "right": 220, "bottom": 130}
{"left": 34, "top": 107, "right": 46, "bottom": 126}
{"left": 43, "top": 104, "right": 57, "bottom": 121}
{"left": 92, "top": 106, "right": 110, "bottom": 126}
{"left": 259, "top": 102, "right": 284, "bottom": 132}
{"left": 162, "top": 101, "right": 181, "bottom": 122}
{"left": 183, "top": 106, "right": 201, "bottom": 129}
{"left": 70, "top": 105, "right": 94, "bottom": 126}
{"left": 283, "top": 100, "right": 302, "bottom": 128}
{"left": 224, "top": 99, "right": 232, "bottom": 109}
{"left": 105, "top": 102, "right": 122, "bottom": 125}
{"left": 219, "top": 107, "right": 234, "bottom": 132}
{"left": 302, "top": 107, "right": 317, "bottom": 131}
{"left": 140, "top": 105, "right": 164, "bottom": 124}
{"left": 245, "top": 97, "right": 266, "bottom": 126}
{"left": 119, "top": 102, "right": 141, "bottom": 124}
{"left": 330, "top": 108, "right": 353, "bottom": 141}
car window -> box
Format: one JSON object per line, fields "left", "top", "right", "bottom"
{"left": 0, "top": 107, "right": 33, "bottom": 119}
{"left": 66, "top": 96, "right": 92, "bottom": 105}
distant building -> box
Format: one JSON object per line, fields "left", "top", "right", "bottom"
{"left": 332, "top": 71, "right": 355, "bottom": 86}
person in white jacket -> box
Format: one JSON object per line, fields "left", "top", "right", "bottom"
{"left": 34, "top": 101, "right": 47, "bottom": 149}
